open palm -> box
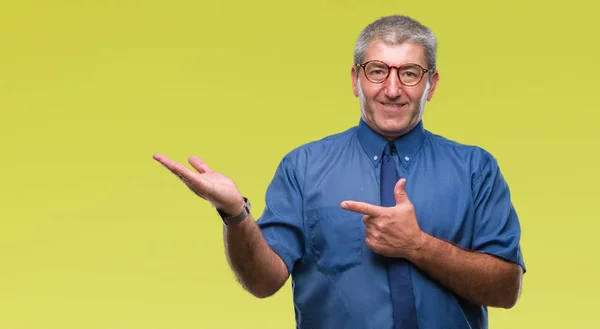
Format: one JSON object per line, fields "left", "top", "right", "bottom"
{"left": 152, "top": 153, "right": 245, "bottom": 216}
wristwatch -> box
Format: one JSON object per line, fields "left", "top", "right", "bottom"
{"left": 217, "top": 197, "right": 251, "bottom": 225}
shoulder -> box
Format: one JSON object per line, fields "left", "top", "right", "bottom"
{"left": 281, "top": 125, "right": 358, "bottom": 165}
{"left": 267, "top": 126, "right": 358, "bottom": 190}
{"left": 424, "top": 130, "right": 498, "bottom": 175}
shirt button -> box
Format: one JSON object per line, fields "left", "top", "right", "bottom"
{"left": 374, "top": 156, "right": 378, "bottom": 161}
{"left": 405, "top": 156, "right": 410, "bottom": 161}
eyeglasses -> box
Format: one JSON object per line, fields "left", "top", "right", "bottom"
{"left": 356, "top": 60, "right": 434, "bottom": 86}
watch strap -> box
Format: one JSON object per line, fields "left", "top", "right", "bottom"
{"left": 217, "top": 197, "right": 250, "bottom": 225}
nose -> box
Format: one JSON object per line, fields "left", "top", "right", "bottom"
{"left": 383, "top": 68, "right": 402, "bottom": 99}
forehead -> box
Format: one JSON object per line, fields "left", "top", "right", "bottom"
{"left": 363, "top": 40, "right": 427, "bottom": 67}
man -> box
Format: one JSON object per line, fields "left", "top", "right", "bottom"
{"left": 153, "top": 15, "right": 526, "bottom": 329}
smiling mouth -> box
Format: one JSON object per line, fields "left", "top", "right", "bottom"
{"left": 379, "top": 102, "right": 407, "bottom": 108}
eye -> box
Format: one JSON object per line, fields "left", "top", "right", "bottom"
{"left": 399, "top": 66, "right": 421, "bottom": 81}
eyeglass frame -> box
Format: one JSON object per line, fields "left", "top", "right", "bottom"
{"left": 355, "top": 60, "right": 435, "bottom": 86}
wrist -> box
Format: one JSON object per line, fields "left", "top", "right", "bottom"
{"left": 408, "top": 231, "right": 429, "bottom": 262}
{"left": 221, "top": 197, "right": 245, "bottom": 217}
{"left": 217, "top": 197, "right": 251, "bottom": 226}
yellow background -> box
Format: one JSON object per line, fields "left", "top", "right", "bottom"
{"left": 1, "top": 0, "right": 598, "bottom": 328}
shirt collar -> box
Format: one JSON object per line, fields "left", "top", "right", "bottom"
{"left": 356, "top": 118, "right": 426, "bottom": 168}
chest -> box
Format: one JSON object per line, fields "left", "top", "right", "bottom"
{"left": 303, "top": 158, "right": 476, "bottom": 249}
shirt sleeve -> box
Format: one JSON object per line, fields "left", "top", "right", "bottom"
{"left": 256, "top": 156, "right": 305, "bottom": 275}
{"left": 471, "top": 152, "right": 526, "bottom": 272}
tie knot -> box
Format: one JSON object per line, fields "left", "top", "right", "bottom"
{"left": 384, "top": 142, "right": 395, "bottom": 156}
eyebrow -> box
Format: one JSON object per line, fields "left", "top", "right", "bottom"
{"left": 366, "top": 61, "right": 424, "bottom": 67}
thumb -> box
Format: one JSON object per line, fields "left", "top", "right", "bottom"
{"left": 188, "top": 156, "right": 212, "bottom": 174}
{"left": 394, "top": 178, "right": 409, "bottom": 205}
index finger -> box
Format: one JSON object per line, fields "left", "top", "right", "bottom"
{"left": 340, "top": 201, "right": 383, "bottom": 217}
{"left": 153, "top": 153, "right": 178, "bottom": 169}
{"left": 153, "top": 153, "right": 195, "bottom": 180}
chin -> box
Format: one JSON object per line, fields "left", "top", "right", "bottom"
{"left": 377, "top": 117, "right": 416, "bottom": 137}
{"left": 376, "top": 123, "right": 405, "bottom": 138}
{"left": 379, "top": 117, "right": 408, "bottom": 130}
{"left": 363, "top": 110, "right": 414, "bottom": 137}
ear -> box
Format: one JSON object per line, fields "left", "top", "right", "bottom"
{"left": 426, "top": 70, "right": 440, "bottom": 102}
{"left": 351, "top": 65, "right": 359, "bottom": 97}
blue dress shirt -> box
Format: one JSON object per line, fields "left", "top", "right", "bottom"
{"left": 256, "top": 118, "right": 526, "bottom": 329}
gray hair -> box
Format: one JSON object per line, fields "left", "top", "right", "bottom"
{"left": 354, "top": 15, "right": 438, "bottom": 71}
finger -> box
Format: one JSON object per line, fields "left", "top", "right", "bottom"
{"left": 172, "top": 162, "right": 201, "bottom": 184}
{"left": 183, "top": 181, "right": 209, "bottom": 200}
{"left": 155, "top": 154, "right": 210, "bottom": 190}
{"left": 153, "top": 153, "right": 181, "bottom": 171}
{"left": 153, "top": 154, "right": 202, "bottom": 184}
{"left": 365, "top": 236, "right": 377, "bottom": 251}
{"left": 170, "top": 165, "right": 196, "bottom": 188}
{"left": 154, "top": 153, "right": 215, "bottom": 200}
{"left": 177, "top": 165, "right": 215, "bottom": 196}
{"left": 188, "top": 156, "right": 212, "bottom": 174}
{"left": 152, "top": 152, "right": 165, "bottom": 161}
{"left": 365, "top": 225, "right": 375, "bottom": 238}
{"left": 340, "top": 201, "right": 383, "bottom": 217}
{"left": 394, "top": 178, "right": 409, "bottom": 205}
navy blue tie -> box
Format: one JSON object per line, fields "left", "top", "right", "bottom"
{"left": 381, "top": 142, "right": 418, "bottom": 329}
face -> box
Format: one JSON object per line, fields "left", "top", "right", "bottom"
{"left": 352, "top": 40, "right": 439, "bottom": 140}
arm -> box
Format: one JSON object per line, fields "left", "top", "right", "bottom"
{"left": 415, "top": 152, "right": 526, "bottom": 308}
{"left": 408, "top": 233, "right": 523, "bottom": 308}
{"left": 152, "top": 153, "right": 290, "bottom": 298}
{"left": 223, "top": 214, "right": 289, "bottom": 298}
{"left": 342, "top": 162, "right": 526, "bottom": 309}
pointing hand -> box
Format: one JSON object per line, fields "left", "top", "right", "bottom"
{"left": 341, "top": 179, "right": 425, "bottom": 259}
